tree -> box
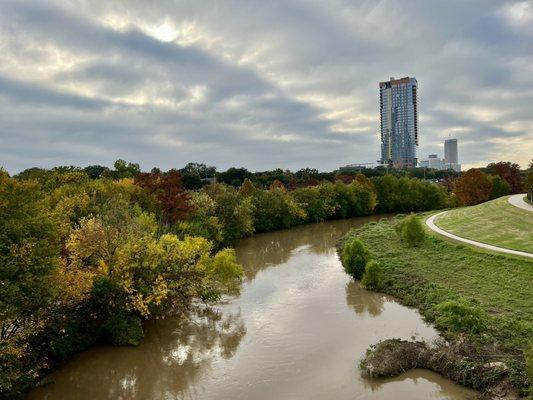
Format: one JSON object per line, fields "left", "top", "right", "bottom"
{"left": 84, "top": 165, "right": 109, "bottom": 179}
{"left": 203, "top": 184, "right": 254, "bottom": 245}
{"left": 180, "top": 163, "right": 216, "bottom": 190}
{"left": 0, "top": 173, "right": 59, "bottom": 343}
{"left": 361, "top": 261, "right": 382, "bottom": 289}
{"left": 486, "top": 161, "right": 523, "bottom": 194}
{"left": 489, "top": 175, "right": 511, "bottom": 199}
{"left": 105, "top": 159, "right": 141, "bottom": 180}
{"left": 525, "top": 159, "right": 533, "bottom": 202}
{"left": 251, "top": 187, "right": 305, "bottom": 232}
{"left": 398, "top": 215, "right": 425, "bottom": 247}
{"left": 342, "top": 237, "right": 371, "bottom": 279}
{"left": 453, "top": 169, "right": 492, "bottom": 206}
{"left": 218, "top": 168, "right": 253, "bottom": 188}
{"left": 134, "top": 169, "right": 191, "bottom": 225}
{"left": 238, "top": 178, "right": 256, "bottom": 198}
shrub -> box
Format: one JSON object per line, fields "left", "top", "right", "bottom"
{"left": 399, "top": 214, "right": 425, "bottom": 247}
{"left": 526, "top": 343, "right": 533, "bottom": 387}
{"left": 361, "top": 261, "right": 382, "bottom": 289}
{"left": 342, "top": 237, "right": 371, "bottom": 279}
{"left": 434, "top": 299, "right": 486, "bottom": 334}
{"left": 101, "top": 313, "right": 144, "bottom": 346}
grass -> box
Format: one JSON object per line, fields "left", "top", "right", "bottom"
{"left": 342, "top": 216, "right": 533, "bottom": 393}
{"left": 434, "top": 196, "right": 533, "bottom": 253}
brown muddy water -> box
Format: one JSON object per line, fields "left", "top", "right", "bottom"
{"left": 29, "top": 216, "right": 476, "bottom": 400}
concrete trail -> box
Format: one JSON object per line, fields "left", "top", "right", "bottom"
{"left": 507, "top": 193, "right": 533, "bottom": 212}
{"left": 425, "top": 212, "right": 533, "bottom": 259}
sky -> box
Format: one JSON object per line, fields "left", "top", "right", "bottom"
{"left": 0, "top": 0, "right": 532, "bottom": 174}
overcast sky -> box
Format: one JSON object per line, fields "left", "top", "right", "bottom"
{"left": 1, "top": 0, "right": 532, "bottom": 173}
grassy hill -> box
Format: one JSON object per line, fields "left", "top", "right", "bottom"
{"left": 435, "top": 196, "right": 533, "bottom": 253}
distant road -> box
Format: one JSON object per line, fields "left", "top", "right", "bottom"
{"left": 508, "top": 193, "right": 533, "bottom": 212}
{"left": 425, "top": 211, "right": 533, "bottom": 259}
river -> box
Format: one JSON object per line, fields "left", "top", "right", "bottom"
{"left": 29, "top": 216, "right": 476, "bottom": 400}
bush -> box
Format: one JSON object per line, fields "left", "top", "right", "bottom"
{"left": 101, "top": 313, "right": 144, "bottom": 346}
{"left": 361, "top": 260, "right": 382, "bottom": 289}
{"left": 434, "top": 299, "right": 486, "bottom": 334}
{"left": 526, "top": 344, "right": 533, "bottom": 387}
{"left": 342, "top": 237, "right": 371, "bottom": 279}
{"left": 399, "top": 214, "right": 425, "bottom": 247}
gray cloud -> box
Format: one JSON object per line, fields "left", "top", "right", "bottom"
{"left": 0, "top": 0, "right": 532, "bottom": 173}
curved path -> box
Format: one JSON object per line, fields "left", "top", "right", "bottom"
{"left": 426, "top": 211, "right": 533, "bottom": 259}
{"left": 508, "top": 193, "right": 533, "bottom": 212}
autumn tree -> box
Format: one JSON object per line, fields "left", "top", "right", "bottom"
{"left": 486, "top": 161, "right": 523, "bottom": 194}
{"left": 238, "top": 178, "right": 256, "bottom": 198}
{"left": 335, "top": 174, "right": 354, "bottom": 184}
{"left": 453, "top": 169, "right": 492, "bottom": 206}
{"left": 135, "top": 169, "right": 191, "bottom": 225}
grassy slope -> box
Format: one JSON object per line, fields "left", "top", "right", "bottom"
{"left": 347, "top": 216, "right": 533, "bottom": 392}
{"left": 434, "top": 196, "right": 533, "bottom": 253}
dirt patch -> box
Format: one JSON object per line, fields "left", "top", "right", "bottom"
{"left": 361, "top": 338, "right": 521, "bottom": 399}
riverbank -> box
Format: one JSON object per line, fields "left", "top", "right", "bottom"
{"left": 339, "top": 216, "right": 533, "bottom": 398}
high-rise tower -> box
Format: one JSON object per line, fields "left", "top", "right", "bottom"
{"left": 379, "top": 77, "right": 419, "bottom": 168}
{"left": 444, "top": 138, "right": 461, "bottom": 172}
{"left": 444, "top": 139, "right": 458, "bottom": 165}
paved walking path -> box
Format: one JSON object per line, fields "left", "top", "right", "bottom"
{"left": 508, "top": 193, "right": 533, "bottom": 212}
{"left": 426, "top": 211, "right": 533, "bottom": 259}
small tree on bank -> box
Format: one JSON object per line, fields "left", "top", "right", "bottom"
{"left": 342, "top": 237, "right": 371, "bottom": 279}
{"left": 398, "top": 214, "right": 425, "bottom": 247}
{"left": 361, "top": 261, "right": 383, "bottom": 289}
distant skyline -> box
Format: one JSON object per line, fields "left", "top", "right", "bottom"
{"left": 0, "top": 0, "right": 532, "bottom": 173}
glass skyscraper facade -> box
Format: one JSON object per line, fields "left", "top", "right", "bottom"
{"left": 379, "top": 77, "right": 419, "bottom": 168}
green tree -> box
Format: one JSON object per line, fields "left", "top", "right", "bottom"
{"left": 399, "top": 214, "right": 425, "bottom": 247}
{"left": 0, "top": 174, "right": 59, "bottom": 342}
{"left": 342, "top": 237, "right": 371, "bottom": 279}
{"left": 489, "top": 175, "right": 511, "bottom": 199}
{"left": 204, "top": 184, "right": 254, "bottom": 245}
{"left": 361, "top": 261, "right": 382, "bottom": 290}
{"left": 251, "top": 187, "right": 305, "bottom": 232}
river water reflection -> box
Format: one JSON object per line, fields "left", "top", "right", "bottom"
{"left": 29, "top": 216, "right": 476, "bottom": 400}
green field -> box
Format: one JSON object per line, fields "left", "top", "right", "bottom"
{"left": 345, "top": 216, "right": 533, "bottom": 392}
{"left": 434, "top": 196, "right": 533, "bottom": 253}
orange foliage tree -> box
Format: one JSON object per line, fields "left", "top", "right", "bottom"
{"left": 453, "top": 169, "right": 492, "bottom": 206}
{"left": 134, "top": 169, "right": 191, "bottom": 224}
{"left": 486, "top": 161, "right": 523, "bottom": 194}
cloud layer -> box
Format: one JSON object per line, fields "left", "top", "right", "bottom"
{"left": 1, "top": 0, "right": 532, "bottom": 173}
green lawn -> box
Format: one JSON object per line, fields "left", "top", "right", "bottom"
{"left": 434, "top": 196, "right": 533, "bottom": 253}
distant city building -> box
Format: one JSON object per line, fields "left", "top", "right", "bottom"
{"left": 419, "top": 139, "right": 461, "bottom": 172}
{"left": 341, "top": 162, "right": 379, "bottom": 170}
{"left": 380, "top": 76, "right": 419, "bottom": 168}
{"left": 419, "top": 154, "right": 444, "bottom": 170}
{"left": 444, "top": 139, "right": 460, "bottom": 171}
